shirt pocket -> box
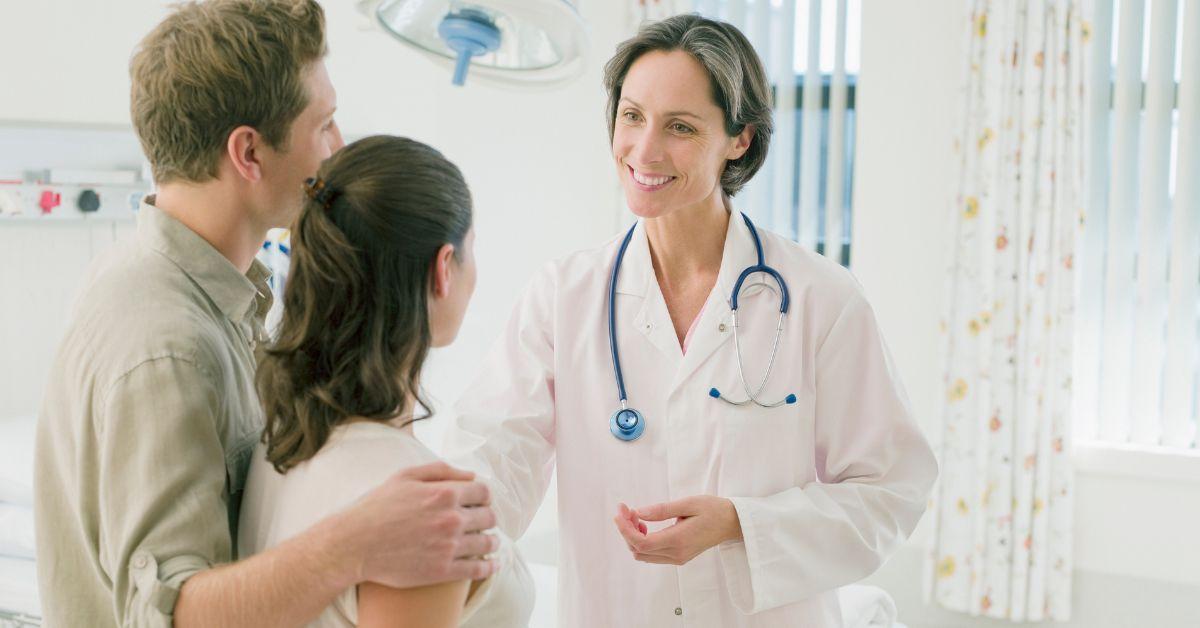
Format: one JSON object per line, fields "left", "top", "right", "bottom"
{"left": 715, "top": 388, "right": 813, "bottom": 498}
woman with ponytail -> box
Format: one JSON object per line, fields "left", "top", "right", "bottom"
{"left": 237, "top": 135, "right": 532, "bottom": 627}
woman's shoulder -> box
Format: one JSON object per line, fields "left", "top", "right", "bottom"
{"left": 312, "top": 421, "right": 440, "bottom": 473}
{"left": 239, "top": 423, "right": 440, "bottom": 559}
{"left": 274, "top": 422, "right": 439, "bottom": 512}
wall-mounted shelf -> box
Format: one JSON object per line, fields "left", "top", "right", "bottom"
{"left": 0, "top": 124, "right": 151, "bottom": 223}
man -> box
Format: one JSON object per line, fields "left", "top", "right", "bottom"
{"left": 34, "top": 2, "right": 498, "bottom": 625}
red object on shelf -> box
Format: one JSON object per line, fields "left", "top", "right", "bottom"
{"left": 39, "top": 190, "right": 61, "bottom": 214}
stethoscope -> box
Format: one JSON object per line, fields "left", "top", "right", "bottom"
{"left": 608, "top": 212, "right": 797, "bottom": 442}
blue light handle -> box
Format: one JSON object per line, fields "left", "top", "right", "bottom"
{"left": 437, "top": 9, "right": 501, "bottom": 87}
{"left": 451, "top": 50, "right": 473, "bottom": 86}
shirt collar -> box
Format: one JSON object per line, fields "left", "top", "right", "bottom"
{"left": 137, "top": 197, "right": 273, "bottom": 324}
{"left": 613, "top": 210, "right": 760, "bottom": 304}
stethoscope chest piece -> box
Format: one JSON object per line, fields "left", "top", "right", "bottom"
{"left": 609, "top": 407, "right": 645, "bottom": 441}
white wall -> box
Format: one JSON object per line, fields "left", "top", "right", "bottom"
{"left": 8, "top": 1, "right": 1197, "bottom": 625}
{"left": 315, "top": 0, "right": 628, "bottom": 425}
{"left": 0, "top": 0, "right": 626, "bottom": 584}
{"left": 852, "top": 1, "right": 1199, "bottom": 626}
{"left": 0, "top": 221, "right": 136, "bottom": 419}
{"left": 0, "top": 1, "right": 628, "bottom": 422}
{"left": 0, "top": 125, "right": 151, "bottom": 419}
{"left": 0, "top": 2, "right": 170, "bottom": 126}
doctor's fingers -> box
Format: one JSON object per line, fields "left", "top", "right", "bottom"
{"left": 632, "top": 523, "right": 688, "bottom": 553}
{"left": 613, "top": 515, "right": 647, "bottom": 552}
{"left": 615, "top": 521, "right": 688, "bottom": 563}
{"left": 633, "top": 551, "right": 686, "bottom": 566}
{"left": 635, "top": 496, "right": 700, "bottom": 522}
{"left": 616, "top": 503, "right": 649, "bottom": 535}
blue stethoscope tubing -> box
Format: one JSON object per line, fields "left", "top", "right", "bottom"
{"left": 608, "top": 212, "right": 796, "bottom": 442}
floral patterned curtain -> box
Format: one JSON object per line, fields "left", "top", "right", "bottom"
{"left": 925, "top": 0, "right": 1089, "bottom": 621}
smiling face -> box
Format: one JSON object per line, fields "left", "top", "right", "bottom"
{"left": 612, "top": 50, "right": 752, "bottom": 219}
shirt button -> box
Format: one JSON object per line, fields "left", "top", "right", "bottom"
{"left": 133, "top": 554, "right": 148, "bottom": 569}
{"left": 675, "top": 607, "right": 682, "bottom": 616}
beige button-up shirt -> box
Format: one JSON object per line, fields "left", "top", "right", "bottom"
{"left": 33, "top": 199, "right": 272, "bottom": 627}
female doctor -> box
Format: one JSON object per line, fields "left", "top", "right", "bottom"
{"left": 444, "top": 14, "right": 938, "bottom": 628}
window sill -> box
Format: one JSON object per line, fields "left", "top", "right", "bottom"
{"left": 1073, "top": 441, "right": 1200, "bottom": 484}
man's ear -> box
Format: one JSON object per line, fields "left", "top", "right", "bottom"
{"left": 226, "top": 125, "right": 264, "bottom": 182}
{"left": 431, "top": 243, "right": 456, "bottom": 299}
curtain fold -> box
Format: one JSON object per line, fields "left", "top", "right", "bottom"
{"left": 925, "top": 0, "right": 1088, "bottom": 621}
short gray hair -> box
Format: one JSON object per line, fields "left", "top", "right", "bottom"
{"left": 603, "top": 13, "right": 773, "bottom": 197}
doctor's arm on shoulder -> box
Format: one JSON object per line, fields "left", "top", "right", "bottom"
{"left": 620, "top": 289, "right": 938, "bottom": 614}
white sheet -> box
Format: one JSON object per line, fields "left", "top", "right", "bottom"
{"left": 527, "top": 562, "right": 556, "bottom": 628}
{"left": 0, "top": 416, "right": 34, "bottom": 507}
{"left": 0, "top": 556, "right": 39, "bottom": 619}
{"left": 838, "top": 584, "right": 899, "bottom": 628}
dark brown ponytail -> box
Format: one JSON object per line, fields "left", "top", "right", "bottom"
{"left": 257, "top": 135, "right": 472, "bottom": 472}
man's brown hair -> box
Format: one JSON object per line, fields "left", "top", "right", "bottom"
{"left": 130, "top": 0, "right": 327, "bottom": 184}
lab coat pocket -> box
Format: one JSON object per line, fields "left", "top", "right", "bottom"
{"left": 716, "top": 396, "right": 811, "bottom": 498}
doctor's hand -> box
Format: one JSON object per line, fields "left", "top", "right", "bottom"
{"left": 612, "top": 497, "right": 743, "bottom": 566}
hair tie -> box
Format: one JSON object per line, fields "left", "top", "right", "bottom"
{"left": 304, "top": 176, "right": 340, "bottom": 210}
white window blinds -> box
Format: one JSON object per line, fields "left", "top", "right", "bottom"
{"left": 1076, "top": 0, "right": 1200, "bottom": 450}
{"left": 683, "top": 0, "right": 859, "bottom": 264}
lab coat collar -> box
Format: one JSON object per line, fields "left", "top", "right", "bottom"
{"left": 608, "top": 222, "right": 682, "bottom": 361}
{"left": 612, "top": 221, "right": 650, "bottom": 298}
{"left": 611, "top": 211, "right": 759, "bottom": 300}
{"left": 608, "top": 211, "right": 766, "bottom": 391}
{"left": 714, "top": 210, "right": 762, "bottom": 308}
{"left": 669, "top": 210, "right": 762, "bottom": 392}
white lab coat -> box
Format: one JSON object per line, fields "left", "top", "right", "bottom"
{"left": 444, "top": 213, "right": 938, "bottom": 628}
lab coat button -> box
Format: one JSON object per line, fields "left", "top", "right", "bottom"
{"left": 674, "top": 607, "right": 682, "bottom": 616}
{"left": 133, "top": 554, "right": 148, "bottom": 569}
{"left": 718, "top": 323, "right": 727, "bottom": 332}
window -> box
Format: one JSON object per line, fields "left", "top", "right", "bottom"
{"left": 1075, "top": 0, "right": 1199, "bottom": 452}
{"left": 788, "top": 73, "right": 857, "bottom": 264}
{"left": 696, "top": 0, "right": 861, "bottom": 267}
